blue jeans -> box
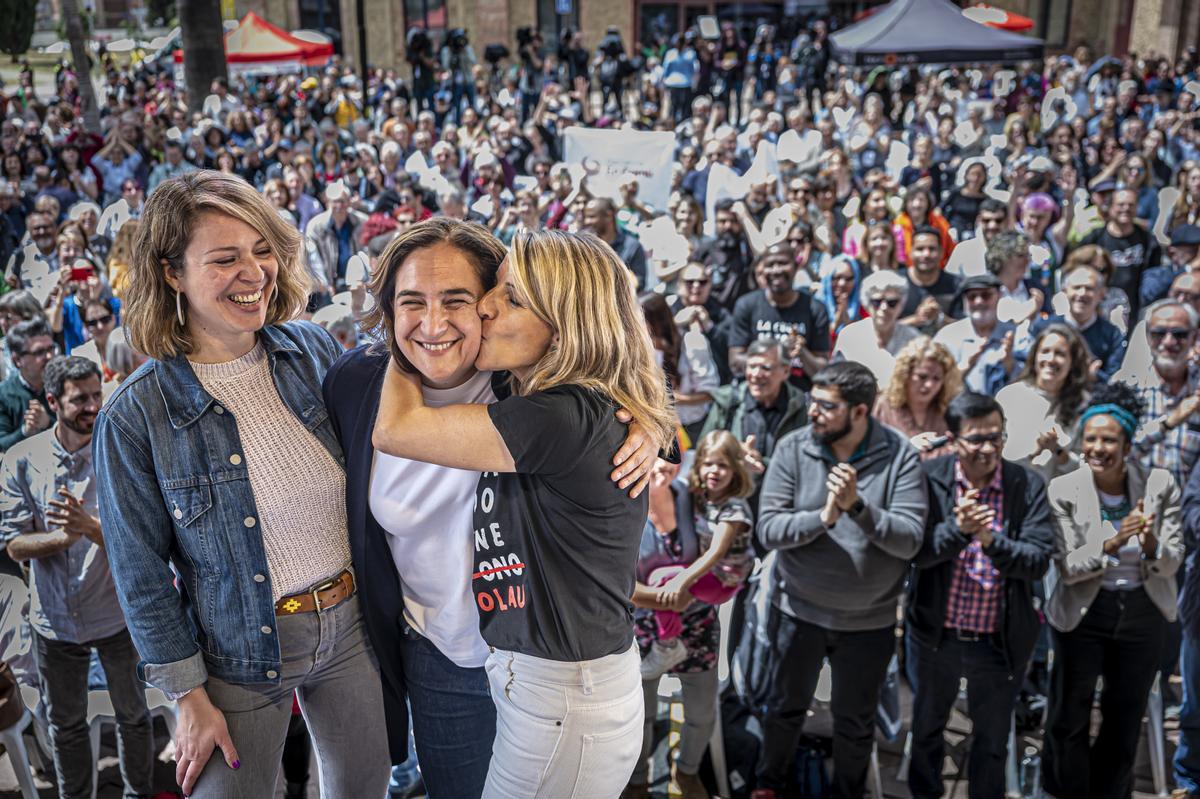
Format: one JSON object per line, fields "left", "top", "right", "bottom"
{"left": 1176, "top": 621, "right": 1200, "bottom": 791}
{"left": 907, "top": 631, "right": 1022, "bottom": 799}
{"left": 399, "top": 625, "right": 495, "bottom": 798}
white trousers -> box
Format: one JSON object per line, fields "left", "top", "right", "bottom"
{"left": 482, "top": 643, "right": 644, "bottom": 799}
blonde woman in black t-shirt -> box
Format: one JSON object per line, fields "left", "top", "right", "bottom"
{"left": 373, "top": 229, "right": 675, "bottom": 799}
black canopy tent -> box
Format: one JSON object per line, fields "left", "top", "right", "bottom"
{"left": 830, "top": 0, "right": 1045, "bottom": 66}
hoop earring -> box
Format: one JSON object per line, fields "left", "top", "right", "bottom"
{"left": 176, "top": 291, "right": 185, "bottom": 327}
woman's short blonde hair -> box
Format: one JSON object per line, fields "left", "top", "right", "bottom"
{"left": 884, "top": 335, "right": 962, "bottom": 412}
{"left": 124, "top": 170, "right": 310, "bottom": 360}
{"left": 507, "top": 229, "right": 677, "bottom": 451}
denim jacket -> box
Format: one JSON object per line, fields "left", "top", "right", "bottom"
{"left": 93, "top": 322, "right": 345, "bottom": 693}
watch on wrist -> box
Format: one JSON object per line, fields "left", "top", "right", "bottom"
{"left": 850, "top": 498, "right": 866, "bottom": 516}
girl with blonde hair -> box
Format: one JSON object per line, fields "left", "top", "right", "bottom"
{"left": 93, "top": 170, "right": 390, "bottom": 797}
{"left": 372, "top": 228, "right": 675, "bottom": 798}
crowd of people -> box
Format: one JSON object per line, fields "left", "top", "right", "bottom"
{"left": 0, "top": 12, "right": 1199, "bottom": 799}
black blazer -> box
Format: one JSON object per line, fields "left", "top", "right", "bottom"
{"left": 322, "top": 344, "right": 410, "bottom": 762}
{"left": 906, "top": 455, "right": 1056, "bottom": 670}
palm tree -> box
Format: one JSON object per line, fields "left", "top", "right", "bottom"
{"left": 179, "top": 0, "right": 228, "bottom": 113}
{"left": 61, "top": 0, "right": 100, "bottom": 132}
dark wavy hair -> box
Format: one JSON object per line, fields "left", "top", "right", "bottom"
{"left": 1016, "top": 323, "right": 1092, "bottom": 428}
{"left": 1085, "top": 381, "right": 1146, "bottom": 442}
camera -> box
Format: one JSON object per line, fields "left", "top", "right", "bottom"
{"left": 405, "top": 28, "right": 431, "bottom": 65}
{"left": 447, "top": 28, "right": 469, "bottom": 51}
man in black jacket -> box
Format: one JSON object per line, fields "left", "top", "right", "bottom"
{"left": 906, "top": 392, "right": 1056, "bottom": 799}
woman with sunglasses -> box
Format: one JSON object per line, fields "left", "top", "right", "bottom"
{"left": 1043, "top": 383, "right": 1183, "bottom": 799}
{"left": 832, "top": 269, "right": 919, "bottom": 387}
{"left": 817, "top": 255, "right": 867, "bottom": 348}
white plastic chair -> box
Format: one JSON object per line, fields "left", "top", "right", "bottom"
{"left": 0, "top": 708, "right": 38, "bottom": 799}
{"left": 88, "top": 688, "right": 178, "bottom": 799}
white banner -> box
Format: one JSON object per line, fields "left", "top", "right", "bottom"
{"left": 562, "top": 128, "right": 675, "bottom": 212}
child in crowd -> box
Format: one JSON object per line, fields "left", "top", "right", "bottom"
{"left": 641, "top": 430, "right": 755, "bottom": 679}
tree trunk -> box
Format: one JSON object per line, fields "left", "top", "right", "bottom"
{"left": 179, "top": 0, "right": 228, "bottom": 114}
{"left": 61, "top": 0, "right": 101, "bottom": 133}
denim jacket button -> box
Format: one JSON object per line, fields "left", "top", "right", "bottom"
{"left": 266, "top": 670, "right": 278, "bottom": 679}
{"left": 173, "top": 508, "right": 183, "bottom": 520}
{"left": 229, "top": 454, "right": 242, "bottom": 466}
{"left": 213, "top": 405, "right": 225, "bottom": 415}
{"left": 260, "top": 625, "right": 272, "bottom": 634}
{"left": 243, "top": 517, "right": 256, "bottom": 528}
{"left": 253, "top": 573, "right": 266, "bottom": 583}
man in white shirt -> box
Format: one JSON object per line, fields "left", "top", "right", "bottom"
{"left": 935, "top": 273, "right": 1016, "bottom": 394}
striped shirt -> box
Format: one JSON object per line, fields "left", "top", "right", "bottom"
{"left": 945, "top": 460, "right": 1004, "bottom": 634}
{"left": 1130, "top": 364, "right": 1200, "bottom": 492}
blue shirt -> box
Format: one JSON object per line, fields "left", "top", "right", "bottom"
{"left": 0, "top": 428, "right": 127, "bottom": 644}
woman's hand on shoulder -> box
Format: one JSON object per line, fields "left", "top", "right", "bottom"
{"left": 175, "top": 687, "right": 239, "bottom": 796}
{"left": 611, "top": 409, "right": 659, "bottom": 498}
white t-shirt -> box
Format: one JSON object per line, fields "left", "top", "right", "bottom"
{"left": 368, "top": 369, "right": 496, "bottom": 669}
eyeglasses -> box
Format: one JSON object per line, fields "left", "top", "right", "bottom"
{"left": 832, "top": 274, "right": 855, "bottom": 284}
{"left": 958, "top": 432, "right": 1006, "bottom": 450}
{"left": 869, "top": 297, "right": 901, "bottom": 309}
{"left": 684, "top": 278, "right": 710, "bottom": 287}
{"left": 812, "top": 398, "right": 845, "bottom": 412}
{"left": 1170, "top": 291, "right": 1200, "bottom": 305}
{"left": 21, "top": 345, "right": 56, "bottom": 359}
{"left": 1149, "top": 327, "right": 1193, "bottom": 343}
{"left": 84, "top": 314, "right": 113, "bottom": 329}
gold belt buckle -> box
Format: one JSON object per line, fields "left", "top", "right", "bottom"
{"left": 310, "top": 574, "right": 341, "bottom": 612}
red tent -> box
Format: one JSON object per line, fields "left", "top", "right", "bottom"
{"left": 962, "top": 4, "right": 1036, "bottom": 31}
{"left": 174, "top": 12, "right": 333, "bottom": 72}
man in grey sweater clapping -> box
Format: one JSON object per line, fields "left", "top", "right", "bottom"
{"left": 750, "top": 361, "right": 928, "bottom": 799}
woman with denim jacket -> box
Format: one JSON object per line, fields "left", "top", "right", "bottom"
{"left": 92, "top": 171, "right": 390, "bottom": 798}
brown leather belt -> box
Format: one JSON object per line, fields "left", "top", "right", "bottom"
{"left": 274, "top": 569, "right": 355, "bottom": 616}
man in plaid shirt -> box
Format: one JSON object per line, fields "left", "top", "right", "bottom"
{"left": 905, "top": 393, "right": 1056, "bottom": 799}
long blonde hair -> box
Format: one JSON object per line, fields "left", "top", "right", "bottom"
{"left": 124, "top": 170, "right": 310, "bottom": 360}
{"left": 885, "top": 336, "right": 962, "bottom": 412}
{"left": 506, "top": 229, "right": 676, "bottom": 451}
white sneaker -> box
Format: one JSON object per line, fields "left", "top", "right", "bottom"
{"left": 641, "top": 639, "right": 688, "bottom": 680}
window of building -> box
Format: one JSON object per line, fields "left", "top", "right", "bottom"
{"left": 405, "top": 0, "right": 448, "bottom": 41}
{"left": 537, "top": 0, "right": 580, "bottom": 50}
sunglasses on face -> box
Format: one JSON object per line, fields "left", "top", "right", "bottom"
{"left": 84, "top": 314, "right": 113, "bottom": 329}
{"left": 1149, "top": 327, "right": 1193, "bottom": 343}
{"left": 21, "top": 345, "right": 56, "bottom": 359}
{"left": 870, "top": 297, "right": 901, "bottom": 309}
{"left": 684, "top": 278, "right": 710, "bottom": 287}
{"left": 1171, "top": 291, "right": 1200, "bottom": 304}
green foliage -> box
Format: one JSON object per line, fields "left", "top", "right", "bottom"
{"left": 0, "top": 0, "right": 38, "bottom": 59}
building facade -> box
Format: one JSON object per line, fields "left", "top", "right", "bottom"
{"left": 220, "top": 0, "right": 1200, "bottom": 74}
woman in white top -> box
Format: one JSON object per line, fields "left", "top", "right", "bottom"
{"left": 832, "top": 269, "right": 920, "bottom": 387}
{"left": 997, "top": 322, "right": 1090, "bottom": 485}
{"left": 641, "top": 291, "right": 718, "bottom": 443}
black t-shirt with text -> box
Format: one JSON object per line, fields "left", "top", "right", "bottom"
{"left": 1077, "top": 225, "right": 1161, "bottom": 315}
{"left": 474, "top": 385, "right": 647, "bottom": 662}
{"left": 729, "top": 289, "right": 830, "bottom": 388}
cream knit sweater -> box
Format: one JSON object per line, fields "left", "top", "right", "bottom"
{"left": 190, "top": 344, "right": 351, "bottom": 602}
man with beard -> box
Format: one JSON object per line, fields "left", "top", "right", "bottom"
{"left": 906, "top": 392, "right": 1054, "bottom": 799}
{"left": 934, "top": 274, "right": 1016, "bottom": 395}
{"left": 900, "top": 227, "right": 961, "bottom": 337}
{"left": 751, "top": 361, "right": 926, "bottom": 799}
{"left": 1076, "top": 188, "right": 1162, "bottom": 320}
{"left": 695, "top": 199, "right": 755, "bottom": 308}
{"left": 1122, "top": 299, "right": 1200, "bottom": 491}
{"left": 582, "top": 197, "right": 647, "bottom": 289}
{"left": 0, "top": 356, "right": 153, "bottom": 799}
{"left": 728, "top": 241, "right": 830, "bottom": 390}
